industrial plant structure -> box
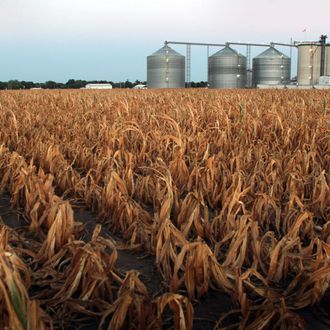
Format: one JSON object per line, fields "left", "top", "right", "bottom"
{"left": 147, "top": 35, "right": 330, "bottom": 89}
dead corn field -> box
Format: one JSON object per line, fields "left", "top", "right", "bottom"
{"left": 0, "top": 89, "right": 329, "bottom": 329}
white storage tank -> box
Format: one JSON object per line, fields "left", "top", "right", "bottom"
{"left": 297, "top": 43, "right": 321, "bottom": 86}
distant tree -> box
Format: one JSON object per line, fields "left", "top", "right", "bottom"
{"left": 65, "top": 79, "right": 76, "bottom": 87}
{"left": 187, "top": 81, "right": 208, "bottom": 88}
{"left": 112, "top": 82, "right": 123, "bottom": 88}
{"left": 124, "top": 80, "right": 133, "bottom": 88}
{"left": 7, "top": 80, "right": 23, "bottom": 89}
{"left": 65, "top": 79, "right": 87, "bottom": 89}
{"left": 21, "top": 81, "right": 36, "bottom": 89}
{"left": 43, "top": 81, "right": 64, "bottom": 89}
{"left": 197, "top": 81, "right": 208, "bottom": 88}
{"left": 0, "top": 82, "right": 7, "bottom": 90}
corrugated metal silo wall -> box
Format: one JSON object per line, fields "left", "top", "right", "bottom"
{"left": 208, "top": 49, "right": 247, "bottom": 88}
{"left": 252, "top": 48, "right": 291, "bottom": 86}
{"left": 147, "top": 48, "right": 185, "bottom": 88}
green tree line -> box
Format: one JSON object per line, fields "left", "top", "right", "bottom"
{"left": 0, "top": 79, "right": 146, "bottom": 90}
{"left": 0, "top": 79, "right": 207, "bottom": 90}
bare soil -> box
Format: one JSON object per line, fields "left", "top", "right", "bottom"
{"left": 1, "top": 192, "right": 329, "bottom": 329}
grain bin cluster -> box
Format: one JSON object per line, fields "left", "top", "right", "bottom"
{"left": 147, "top": 35, "right": 330, "bottom": 89}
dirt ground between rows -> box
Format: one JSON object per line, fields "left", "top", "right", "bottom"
{"left": 0, "top": 193, "right": 329, "bottom": 330}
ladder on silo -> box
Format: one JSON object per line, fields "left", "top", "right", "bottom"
{"left": 186, "top": 45, "right": 191, "bottom": 87}
{"left": 246, "top": 44, "right": 251, "bottom": 70}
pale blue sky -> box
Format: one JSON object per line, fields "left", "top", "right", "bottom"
{"left": 0, "top": 0, "right": 329, "bottom": 82}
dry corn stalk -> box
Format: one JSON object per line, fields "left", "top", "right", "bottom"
{"left": 151, "top": 293, "right": 193, "bottom": 330}
{"left": 172, "top": 241, "right": 233, "bottom": 298}
{"left": 99, "top": 271, "right": 150, "bottom": 330}
{"left": 37, "top": 200, "right": 74, "bottom": 261}
{"left": 0, "top": 89, "right": 329, "bottom": 328}
{"left": 0, "top": 227, "right": 51, "bottom": 330}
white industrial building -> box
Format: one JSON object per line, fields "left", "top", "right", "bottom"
{"left": 133, "top": 84, "right": 147, "bottom": 89}
{"left": 84, "top": 83, "right": 112, "bottom": 89}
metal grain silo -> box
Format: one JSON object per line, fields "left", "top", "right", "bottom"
{"left": 297, "top": 43, "right": 321, "bottom": 86}
{"left": 208, "top": 46, "right": 247, "bottom": 88}
{"left": 252, "top": 47, "right": 291, "bottom": 86}
{"left": 147, "top": 45, "right": 185, "bottom": 88}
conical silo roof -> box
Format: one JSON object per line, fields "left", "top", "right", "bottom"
{"left": 211, "top": 46, "right": 246, "bottom": 58}
{"left": 255, "top": 47, "right": 289, "bottom": 59}
{"left": 150, "top": 45, "right": 184, "bottom": 57}
{"left": 211, "top": 46, "right": 237, "bottom": 57}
